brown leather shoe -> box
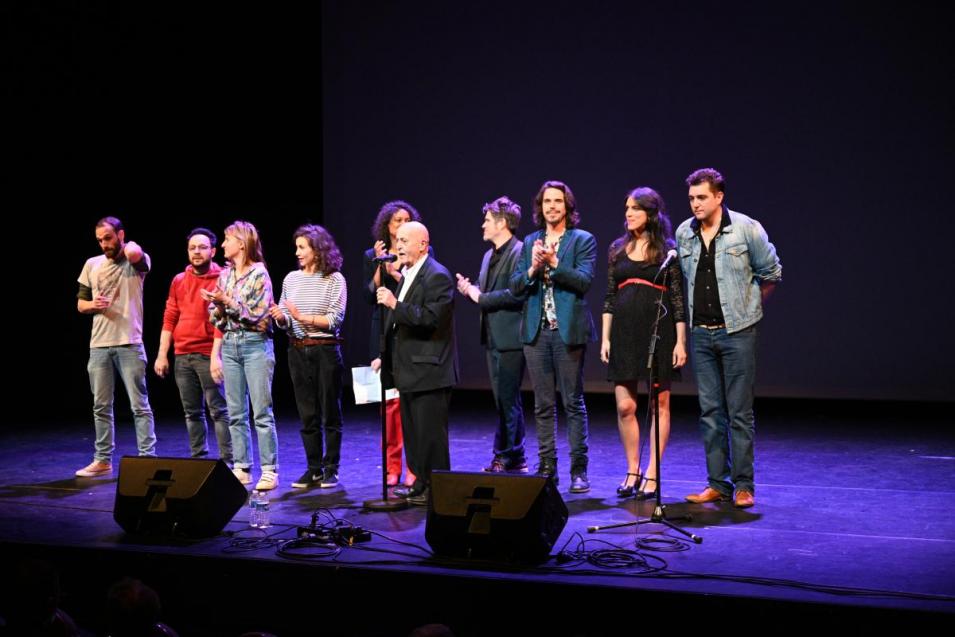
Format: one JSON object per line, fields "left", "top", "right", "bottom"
{"left": 734, "top": 489, "right": 755, "bottom": 508}
{"left": 685, "top": 486, "right": 730, "bottom": 503}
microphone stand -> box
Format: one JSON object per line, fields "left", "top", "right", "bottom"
{"left": 588, "top": 258, "right": 701, "bottom": 543}
{"left": 364, "top": 257, "right": 407, "bottom": 511}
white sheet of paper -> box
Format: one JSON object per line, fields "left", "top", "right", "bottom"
{"left": 351, "top": 366, "right": 399, "bottom": 404}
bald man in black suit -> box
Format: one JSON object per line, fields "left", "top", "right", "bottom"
{"left": 376, "top": 221, "right": 458, "bottom": 505}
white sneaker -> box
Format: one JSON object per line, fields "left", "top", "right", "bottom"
{"left": 255, "top": 470, "right": 278, "bottom": 491}
{"left": 76, "top": 461, "right": 112, "bottom": 477}
{"left": 232, "top": 467, "right": 252, "bottom": 485}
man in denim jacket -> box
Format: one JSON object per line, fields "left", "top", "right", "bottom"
{"left": 676, "top": 168, "right": 782, "bottom": 509}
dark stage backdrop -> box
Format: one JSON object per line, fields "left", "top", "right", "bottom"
{"left": 8, "top": 5, "right": 324, "bottom": 426}
{"left": 6, "top": 2, "right": 951, "bottom": 429}
{"left": 322, "top": 1, "right": 951, "bottom": 403}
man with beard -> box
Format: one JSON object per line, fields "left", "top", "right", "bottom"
{"left": 511, "top": 181, "right": 597, "bottom": 493}
{"left": 75, "top": 217, "right": 157, "bottom": 477}
{"left": 154, "top": 227, "right": 233, "bottom": 464}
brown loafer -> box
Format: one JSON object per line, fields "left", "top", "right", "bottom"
{"left": 685, "top": 486, "right": 730, "bottom": 503}
{"left": 734, "top": 489, "right": 755, "bottom": 508}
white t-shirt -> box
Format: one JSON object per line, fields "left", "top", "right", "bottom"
{"left": 78, "top": 253, "right": 150, "bottom": 347}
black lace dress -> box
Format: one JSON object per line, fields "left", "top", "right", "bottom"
{"left": 603, "top": 256, "right": 686, "bottom": 383}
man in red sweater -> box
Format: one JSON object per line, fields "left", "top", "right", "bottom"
{"left": 154, "top": 228, "right": 233, "bottom": 463}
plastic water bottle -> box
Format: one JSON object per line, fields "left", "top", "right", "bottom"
{"left": 249, "top": 490, "right": 270, "bottom": 528}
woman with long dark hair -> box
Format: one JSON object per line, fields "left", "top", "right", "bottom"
{"left": 270, "top": 224, "right": 347, "bottom": 489}
{"left": 362, "top": 200, "right": 420, "bottom": 487}
{"left": 600, "top": 188, "right": 687, "bottom": 498}
{"left": 206, "top": 220, "right": 279, "bottom": 490}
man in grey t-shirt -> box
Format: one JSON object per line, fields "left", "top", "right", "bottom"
{"left": 75, "top": 217, "right": 157, "bottom": 477}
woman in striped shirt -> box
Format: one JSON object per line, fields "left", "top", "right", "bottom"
{"left": 270, "top": 224, "right": 347, "bottom": 489}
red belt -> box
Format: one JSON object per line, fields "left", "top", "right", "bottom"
{"left": 617, "top": 277, "right": 668, "bottom": 292}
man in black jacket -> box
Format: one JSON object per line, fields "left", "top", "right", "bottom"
{"left": 376, "top": 221, "right": 458, "bottom": 505}
{"left": 456, "top": 196, "right": 528, "bottom": 473}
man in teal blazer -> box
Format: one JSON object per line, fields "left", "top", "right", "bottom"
{"left": 511, "top": 181, "right": 597, "bottom": 493}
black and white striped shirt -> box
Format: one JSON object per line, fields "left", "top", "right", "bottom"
{"left": 276, "top": 270, "right": 347, "bottom": 339}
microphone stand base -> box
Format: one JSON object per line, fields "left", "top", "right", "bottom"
{"left": 363, "top": 497, "right": 409, "bottom": 512}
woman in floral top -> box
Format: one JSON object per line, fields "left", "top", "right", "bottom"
{"left": 205, "top": 220, "right": 279, "bottom": 490}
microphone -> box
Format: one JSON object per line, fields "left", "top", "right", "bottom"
{"left": 653, "top": 249, "right": 678, "bottom": 284}
{"left": 373, "top": 254, "right": 398, "bottom": 263}
{"left": 659, "top": 249, "right": 677, "bottom": 269}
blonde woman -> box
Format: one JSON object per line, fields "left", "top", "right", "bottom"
{"left": 205, "top": 221, "right": 278, "bottom": 490}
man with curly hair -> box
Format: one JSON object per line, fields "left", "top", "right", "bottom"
{"left": 511, "top": 181, "right": 598, "bottom": 493}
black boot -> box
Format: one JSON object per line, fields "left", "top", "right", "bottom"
{"left": 535, "top": 459, "right": 558, "bottom": 486}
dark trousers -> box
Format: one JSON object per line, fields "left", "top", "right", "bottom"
{"left": 287, "top": 344, "right": 344, "bottom": 473}
{"left": 400, "top": 386, "right": 452, "bottom": 488}
{"left": 174, "top": 353, "right": 232, "bottom": 462}
{"left": 523, "top": 328, "right": 589, "bottom": 472}
{"left": 486, "top": 348, "right": 526, "bottom": 464}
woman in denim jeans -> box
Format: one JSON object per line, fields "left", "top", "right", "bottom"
{"left": 270, "top": 224, "right": 347, "bottom": 490}
{"left": 601, "top": 188, "right": 687, "bottom": 499}
{"left": 206, "top": 220, "right": 279, "bottom": 491}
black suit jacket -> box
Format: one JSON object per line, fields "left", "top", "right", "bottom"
{"left": 477, "top": 238, "right": 524, "bottom": 351}
{"left": 364, "top": 245, "right": 435, "bottom": 360}
{"left": 385, "top": 256, "right": 459, "bottom": 393}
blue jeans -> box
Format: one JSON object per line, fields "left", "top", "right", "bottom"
{"left": 523, "top": 328, "right": 589, "bottom": 472}
{"left": 691, "top": 325, "right": 758, "bottom": 495}
{"left": 174, "top": 353, "right": 232, "bottom": 462}
{"left": 87, "top": 344, "right": 157, "bottom": 462}
{"left": 221, "top": 331, "right": 278, "bottom": 471}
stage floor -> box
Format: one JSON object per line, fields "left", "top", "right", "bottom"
{"left": 1, "top": 394, "right": 953, "bottom": 635}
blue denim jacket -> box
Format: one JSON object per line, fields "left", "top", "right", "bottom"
{"left": 675, "top": 209, "right": 782, "bottom": 334}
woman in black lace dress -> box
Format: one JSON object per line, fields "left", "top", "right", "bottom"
{"left": 601, "top": 187, "right": 687, "bottom": 498}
